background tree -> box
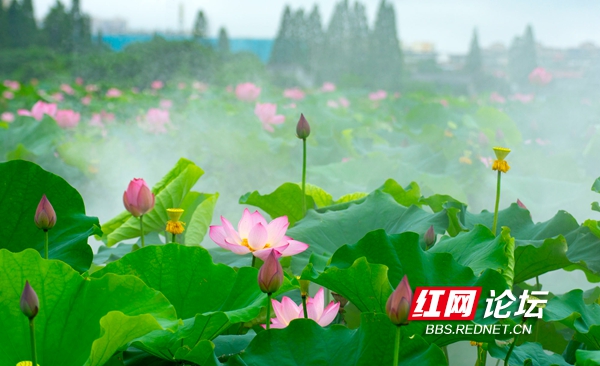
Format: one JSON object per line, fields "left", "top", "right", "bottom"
{"left": 193, "top": 10, "right": 207, "bottom": 40}
{"left": 305, "top": 5, "right": 324, "bottom": 76}
{"left": 369, "top": 0, "right": 403, "bottom": 89}
{"left": 269, "top": 6, "right": 294, "bottom": 66}
{"left": 320, "top": 0, "right": 352, "bottom": 83}
{"left": 217, "top": 27, "right": 230, "bottom": 55}
{"left": 70, "top": 0, "right": 91, "bottom": 52}
{"left": 465, "top": 28, "right": 483, "bottom": 85}
{"left": 20, "top": 0, "right": 38, "bottom": 47}
{"left": 0, "top": 3, "right": 9, "bottom": 50}
{"left": 508, "top": 24, "right": 537, "bottom": 84}
{"left": 42, "top": 0, "right": 72, "bottom": 51}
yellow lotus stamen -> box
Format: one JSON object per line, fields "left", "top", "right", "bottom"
{"left": 470, "top": 341, "right": 483, "bottom": 347}
{"left": 492, "top": 147, "right": 511, "bottom": 161}
{"left": 167, "top": 208, "right": 184, "bottom": 222}
{"left": 166, "top": 220, "right": 185, "bottom": 235}
{"left": 492, "top": 159, "right": 510, "bottom": 173}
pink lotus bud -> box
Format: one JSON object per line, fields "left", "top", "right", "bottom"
{"left": 296, "top": 113, "right": 310, "bottom": 139}
{"left": 20, "top": 281, "right": 39, "bottom": 320}
{"left": 123, "top": 178, "right": 155, "bottom": 217}
{"left": 424, "top": 225, "right": 436, "bottom": 248}
{"left": 386, "top": 275, "right": 413, "bottom": 326}
{"left": 34, "top": 194, "right": 56, "bottom": 231}
{"left": 258, "top": 250, "right": 284, "bottom": 294}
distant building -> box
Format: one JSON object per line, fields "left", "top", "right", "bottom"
{"left": 91, "top": 18, "right": 128, "bottom": 35}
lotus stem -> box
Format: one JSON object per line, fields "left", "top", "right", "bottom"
{"left": 302, "top": 295, "right": 308, "bottom": 319}
{"left": 252, "top": 255, "right": 256, "bottom": 268}
{"left": 492, "top": 170, "right": 502, "bottom": 235}
{"left": 476, "top": 344, "right": 487, "bottom": 365}
{"left": 392, "top": 326, "right": 401, "bottom": 366}
{"left": 504, "top": 318, "right": 525, "bottom": 366}
{"left": 302, "top": 138, "right": 307, "bottom": 216}
{"left": 139, "top": 215, "right": 145, "bottom": 248}
{"left": 44, "top": 230, "right": 49, "bottom": 260}
{"left": 29, "top": 318, "right": 37, "bottom": 366}
{"left": 266, "top": 293, "right": 272, "bottom": 330}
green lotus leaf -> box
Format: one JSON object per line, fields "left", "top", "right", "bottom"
{"left": 0, "top": 160, "right": 100, "bottom": 272}
{"left": 226, "top": 313, "right": 448, "bottom": 366}
{"left": 93, "top": 244, "right": 292, "bottom": 363}
{"left": 101, "top": 158, "right": 217, "bottom": 246}
{"left": 0, "top": 249, "right": 177, "bottom": 366}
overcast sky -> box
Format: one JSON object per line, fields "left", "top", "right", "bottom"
{"left": 31, "top": 0, "right": 599, "bottom": 53}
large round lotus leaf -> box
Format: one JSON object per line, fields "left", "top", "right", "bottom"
{"left": 0, "top": 160, "right": 100, "bottom": 272}
{"left": 0, "top": 249, "right": 178, "bottom": 366}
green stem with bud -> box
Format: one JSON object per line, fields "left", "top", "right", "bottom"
{"left": 44, "top": 230, "right": 49, "bottom": 260}
{"left": 29, "top": 318, "right": 37, "bottom": 366}
{"left": 393, "top": 326, "right": 401, "bottom": 366}
{"left": 139, "top": 215, "right": 145, "bottom": 248}
{"left": 302, "top": 295, "right": 308, "bottom": 319}
{"left": 266, "top": 293, "right": 272, "bottom": 330}
{"left": 492, "top": 170, "right": 502, "bottom": 235}
{"left": 302, "top": 138, "right": 307, "bottom": 216}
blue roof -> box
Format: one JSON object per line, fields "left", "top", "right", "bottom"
{"left": 94, "top": 34, "right": 274, "bottom": 63}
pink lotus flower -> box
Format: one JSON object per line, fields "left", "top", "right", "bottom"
{"left": 75, "top": 77, "right": 84, "bottom": 85}
{"left": 81, "top": 96, "right": 92, "bottom": 105}
{"left": 338, "top": 97, "right": 350, "bottom": 108}
{"left": 55, "top": 110, "right": 80, "bottom": 129}
{"left": 263, "top": 288, "right": 340, "bottom": 329}
{"left": 369, "top": 90, "right": 387, "bottom": 101}
{"left": 151, "top": 80, "right": 164, "bottom": 90}
{"left": 1, "top": 112, "right": 14, "bottom": 123}
{"left": 140, "top": 108, "right": 171, "bottom": 134}
{"left": 123, "top": 178, "right": 155, "bottom": 217}
{"left": 160, "top": 99, "right": 173, "bottom": 109}
{"left": 51, "top": 93, "right": 64, "bottom": 102}
{"left": 235, "top": 83, "right": 261, "bottom": 102}
{"left": 86, "top": 84, "right": 99, "bottom": 93}
{"left": 106, "top": 88, "right": 122, "bottom": 98}
{"left": 321, "top": 82, "right": 336, "bottom": 92}
{"left": 489, "top": 92, "right": 506, "bottom": 104}
{"left": 18, "top": 101, "right": 57, "bottom": 121}
{"left": 283, "top": 88, "right": 305, "bottom": 100}
{"left": 209, "top": 208, "right": 308, "bottom": 260}
{"left": 60, "top": 84, "right": 75, "bottom": 95}
{"left": 255, "top": 103, "right": 285, "bottom": 132}
{"left": 529, "top": 67, "right": 552, "bottom": 85}
{"left": 4, "top": 80, "right": 20, "bottom": 90}
{"left": 510, "top": 93, "right": 534, "bottom": 104}
{"left": 2, "top": 91, "right": 13, "bottom": 99}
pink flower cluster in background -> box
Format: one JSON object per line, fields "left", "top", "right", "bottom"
{"left": 18, "top": 101, "right": 57, "bottom": 121}
{"left": 283, "top": 88, "right": 305, "bottom": 100}
{"left": 369, "top": 90, "right": 387, "bottom": 101}
{"left": 236, "top": 82, "right": 261, "bottom": 102}
{"left": 529, "top": 67, "right": 552, "bottom": 86}
{"left": 255, "top": 103, "right": 285, "bottom": 132}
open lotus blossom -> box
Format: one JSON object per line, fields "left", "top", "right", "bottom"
{"left": 18, "top": 101, "right": 57, "bottom": 121}
{"left": 529, "top": 67, "right": 552, "bottom": 85}
{"left": 321, "top": 82, "right": 336, "bottom": 92}
{"left": 209, "top": 208, "right": 308, "bottom": 260}
{"left": 254, "top": 103, "right": 285, "bottom": 132}
{"left": 54, "top": 110, "right": 80, "bottom": 129}
{"left": 235, "top": 82, "right": 261, "bottom": 101}
{"left": 1, "top": 112, "right": 15, "bottom": 123}
{"left": 139, "top": 108, "right": 171, "bottom": 134}
{"left": 60, "top": 84, "right": 75, "bottom": 95}
{"left": 283, "top": 87, "right": 305, "bottom": 100}
{"left": 263, "top": 288, "right": 340, "bottom": 329}
{"left": 369, "top": 90, "right": 387, "bottom": 101}
{"left": 4, "top": 80, "right": 20, "bottom": 90}
{"left": 106, "top": 88, "right": 123, "bottom": 98}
